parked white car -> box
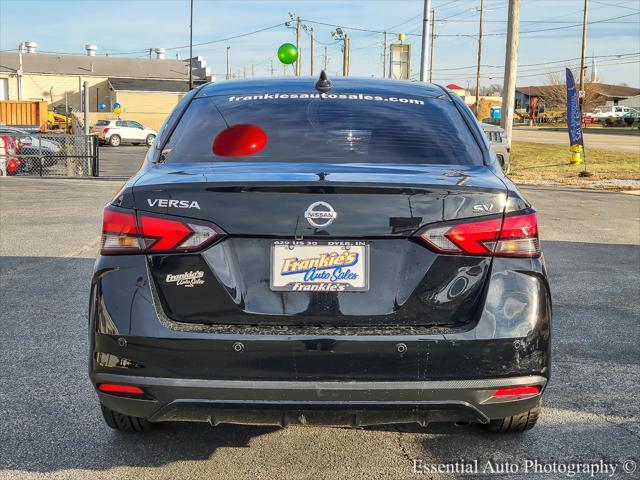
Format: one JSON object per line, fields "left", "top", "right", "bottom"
{"left": 92, "top": 119, "right": 157, "bottom": 147}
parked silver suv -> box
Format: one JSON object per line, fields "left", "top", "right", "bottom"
{"left": 92, "top": 119, "right": 157, "bottom": 147}
{"left": 481, "top": 123, "right": 510, "bottom": 174}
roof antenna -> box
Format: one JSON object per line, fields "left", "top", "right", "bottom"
{"left": 315, "top": 70, "right": 332, "bottom": 96}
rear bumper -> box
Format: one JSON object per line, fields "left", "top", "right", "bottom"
{"left": 90, "top": 250, "right": 551, "bottom": 427}
{"left": 94, "top": 373, "right": 546, "bottom": 426}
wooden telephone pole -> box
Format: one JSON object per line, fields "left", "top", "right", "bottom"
{"left": 428, "top": 10, "right": 435, "bottom": 83}
{"left": 310, "top": 27, "right": 315, "bottom": 76}
{"left": 342, "top": 35, "right": 350, "bottom": 76}
{"left": 578, "top": 0, "right": 588, "bottom": 110}
{"left": 226, "top": 46, "right": 231, "bottom": 80}
{"left": 296, "top": 16, "right": 301, "bottom": 76}
{"left": 383, "top": 31, "right": 387, "bottom": 78}
{"left": 475, "top": 0, "right": 484, "bottom": 119}
{"left": 500, "top": 0, "right": 521, "bottom": 149}
{"left": 188, "top": 0, "right": 193, "bottom": 89}
{"left": 419, "top": 0, "right": 432, "bottom": 82}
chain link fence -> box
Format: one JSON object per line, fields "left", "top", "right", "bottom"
{"left": 1, "top": 133, "right": 99, "bottom": 177}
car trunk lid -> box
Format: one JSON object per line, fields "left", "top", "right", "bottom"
{"left": 134, "top": 163, "right": 506, "bottom": 327}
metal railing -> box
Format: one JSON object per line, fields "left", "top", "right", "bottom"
{"left": 2, "top": 133, "right": 99, "bottom": 177}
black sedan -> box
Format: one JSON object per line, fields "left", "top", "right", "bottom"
{"left": 89, "top": 75, "right": 551, "bottom": 434}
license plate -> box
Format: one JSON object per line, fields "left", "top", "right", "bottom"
{"left": 271, "top": 241, "right": 369, "bottom": 292}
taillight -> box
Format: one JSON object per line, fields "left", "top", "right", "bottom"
{"left": 418, "top": 210, "right": 540, "bottom": 257}
{"left": 102, "top": 128, "right": 110, "bottom": 134}
{"left": 101, "top": 206, "right": 224, "bottom": 255}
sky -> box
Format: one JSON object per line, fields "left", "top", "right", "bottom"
{"left": 1, "top": 0, "right": 639, "bottom": 88}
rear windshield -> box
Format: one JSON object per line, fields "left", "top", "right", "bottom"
{"left": 161, "top": 93, "right": 483, "bottom": 165}
{"left": 95, "top": 120, "right": 110, "bottom": 126}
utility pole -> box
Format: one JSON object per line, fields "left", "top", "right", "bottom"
{"left": 269, "top": 59, "right": 275, "bottom": 76}
{"left": 578, "top": 0, "right": 588, "bottom": 111}
{"left": 501, "top": 0, "right": 520, "bottom": 148}
{"left": 331, "top": 28, "right": 348, "bottom": 75}
{"left": 17, "top": 43, "right": 24, "bottom": 100}
{"left": 296, "top": 16, "right": 301, "bottom": 76}
{"left": 343, "top": 35, "right": 350, "bottom": 76}
{"left": 188, "top": 0, "right": 193, "bottom": 89}
{"left": 323, "top": 46, "right": 328, "bottom": 71}
{"left": 383, "top": 31, "right": 387, "bottom": 78}
{"left": 475, "top": 0, "right": 484, "bottom": 119}
{"left": 83, "top": 81, "right": 89, "bottom": 135}
{"left": 251, "top": 64, "right": 255, "bottom": 78}
{"left": 342, "top": 37, "right": 348, "bottom": 76}
{"left": 310, "top": 27, "right": 315, "bottom": 76}
{"left": 243, "top": 67, "right": 247, "bottom": 79}
{"left": 428, "top": 10, "right": 435, "bottom": 83}
{"left": 419, "top": 0, "right": 432, "bottom": 82}
{"left": 226, "top": 46, "right": 231, "bottom": 80}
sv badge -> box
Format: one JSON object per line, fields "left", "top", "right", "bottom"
{"left": 473, "top": 203, "right": 495, "bottom": 213}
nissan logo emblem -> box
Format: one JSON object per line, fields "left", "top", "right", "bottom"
{"left": 304, "top": 201, "right": 337, "bottom": 228}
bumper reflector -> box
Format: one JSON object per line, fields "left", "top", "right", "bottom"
{"left": 491, "top": 385, "right": 541, "bottom": 399}
{"left": 98, "top": 383, "right": 145, "bottom": 396}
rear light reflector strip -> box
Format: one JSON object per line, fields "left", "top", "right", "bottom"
{"left": 490, "top": 385, "right": 541, "bottom": 400}
{"left": 97, "top": 383, "right": 145, "bottom": 396}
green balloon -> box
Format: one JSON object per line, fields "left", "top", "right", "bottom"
{"left": 277, "top": 43, "right": 298, "bottom": 65}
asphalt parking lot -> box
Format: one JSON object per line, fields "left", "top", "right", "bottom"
{"left": 98, "top": 145, "right": 148, "bottom": 178}
{"left": 0, "top": 177, "right": 638, "bottom": 479}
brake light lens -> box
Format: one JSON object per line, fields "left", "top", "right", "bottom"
{"left": 418, "top": 211, "right": 540, "bottom": 257}
{"left": 101, "top": 206, "right": 224, "bottom": 254}
{"left": 102, "top": 128, "right": 110, "bottom": 135}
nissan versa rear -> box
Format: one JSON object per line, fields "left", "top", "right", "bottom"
{"left": 89, "top": 77, "right": 551, "bottom": 434}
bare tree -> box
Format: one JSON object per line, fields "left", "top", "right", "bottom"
{"left": 544, "top": 71, "right": 601, "bottom": 113}
{"left": 482, "top": 83, "right": 502, "bottom": 96}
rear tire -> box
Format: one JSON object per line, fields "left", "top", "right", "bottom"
{"left": 109, "top": 135, "right": 121, "bottom": 147}
{"left": 483, "top": 403, "right": 540, "bottom": 433}
{"left": 100, "top": 403, "right": 153, "bottom": 432}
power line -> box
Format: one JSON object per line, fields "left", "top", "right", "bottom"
{"left": 590, "top": 0, "right": 640, "bottom": 12}
{"left": 503, "top": 11, "right": 638, "bottom": 36}
{"left": 437, "top": 19, "right": 639, "bottom": 23}
{"left": 432, "top": 52, "right": 640, "bottom": 72}
{"left": 301, "top": 11, "right": 638, "bottom": 39}
{"left": 165, "top": 22, "right": 287, "bottom": 52}
{"left": 425, "top": 57, "right": 640, "bottom": 81}
{"left": 24, "top": 22, "right": 289, "bottom": 57}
